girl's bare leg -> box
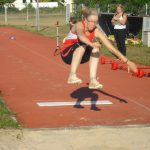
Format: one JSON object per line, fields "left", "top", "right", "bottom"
{"left": 89, "top": 48, "right": 103, "bottom": 89}
{"left": 68, "top": 46, "right": 85, "bottom": 84}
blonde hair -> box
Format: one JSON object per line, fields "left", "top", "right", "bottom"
{"left": 116, "top": 4, "right": 124, "bottom": 12}
{"left": 81, "top": 6, "right": 98, "bottom": 19}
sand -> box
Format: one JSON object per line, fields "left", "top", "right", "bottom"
{"left": 0, "top": 125, "right": 150, "bottom": 150}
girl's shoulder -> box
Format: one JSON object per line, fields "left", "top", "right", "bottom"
{"left": 122, "top": 12, "right": 127, "bottom": 17}
{"left": 76, "top": 21, "right": 84, "bottom": 29}
{"left": 76, "top": 21, "right": 83, "bottom": 24}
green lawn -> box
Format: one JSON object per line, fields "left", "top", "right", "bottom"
{"left": 0, "top": 94, "right": 20, "bottom": 129}
{"left": 16, "top": 24, "right": 150, "bottom": 66}
{"left": 0, "top": 14, "right": 66, "bottom": 26}
{"left": 1, "top": 13, "right": 150, "bottom": 66}
{"left": 101, "top": 45, "right": 150, "bottom": 66}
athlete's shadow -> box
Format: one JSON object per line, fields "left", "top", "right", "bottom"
{"left": 70, "top": 87, "right": 101, "bottom": 111}
{"left": 70, "top": 87, "right": 128, "bottom": 111}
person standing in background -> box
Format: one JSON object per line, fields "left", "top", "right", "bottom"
{"left": 111, "top": 4, "right": 127, "bottom": 56}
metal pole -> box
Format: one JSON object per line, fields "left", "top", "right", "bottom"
{"left": 108, "top": 4, "right": 110, "bottom": 13}
{"left": 70, "top": 0, "right": 74, "bottom": 14}
{"left": 36, "top": 0, "right": 40, "bottom": 31}
{"left": 4, "top": 5, "right": 8, "bottom": 25}
{"left": 66, "top": 4, "right": 70, "bottom": 24}
{"left": 26, "top": 2, "right": 29, "bottom": 24}
{"left": 81, "top": 4, "right": 84, "bottom": 20}
{"left": 146, "top": 3, "right": 147, "bottom": 16}
{"left": 56, "top": 21, "right": 59, "bottom": 47}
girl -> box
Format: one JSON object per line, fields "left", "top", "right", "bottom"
{"left": 111, "top": 4, "right": 127, "bottom": 56}
{"left": 61, "top": 7, "right": 137, "bottom": 89}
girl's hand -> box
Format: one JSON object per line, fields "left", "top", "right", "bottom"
{"left": 111, "top": 18, "right": 114, "bottom": 24}
{"left": 113, "top": 16, "right": 118, "bottom": 20}
{"left": 92, "top": 42, "right": 102, "bottom": 48}
{"left": 127, "top": 60, "right": 138, "bottom": 73}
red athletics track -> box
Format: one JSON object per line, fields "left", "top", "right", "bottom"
{"left": 0, "top": 26, "right": 150, "bottom": 128}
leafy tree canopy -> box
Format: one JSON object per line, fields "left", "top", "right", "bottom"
{"left": 0, "top": 0, "right": 15, "bottom": 5}
{"left": 75, "top": 0, "right": 150, "bottom": 14}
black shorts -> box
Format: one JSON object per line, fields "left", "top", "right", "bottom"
{"left": 61, "top": 42, "right": 93, "bottom": 65}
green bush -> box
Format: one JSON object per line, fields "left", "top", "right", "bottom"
{"left": 0, "top": 5, "right": 5, "bottom": 13}
{"left": 136, "top": 30, "right": 142, "bottom": 39}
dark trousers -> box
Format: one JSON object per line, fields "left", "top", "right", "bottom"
{"left": 114, "top": 29, "right": 126, "bottom": 56}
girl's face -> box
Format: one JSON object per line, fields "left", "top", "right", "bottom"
{"left": 86, "top": 15, "right": 98, "bottom": 31}
{"left": 116, "top": 6, "right": 123, "bottom": 13}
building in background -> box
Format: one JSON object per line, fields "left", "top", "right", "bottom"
{"left": 13, "top": 0, "right": 58, "bottom": 10}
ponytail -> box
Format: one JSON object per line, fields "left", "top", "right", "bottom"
{"left": 81, "top": 6, "right": 98, "bottom": 19}
{"left": 81, "top": 6, "right": 90, "bottom": 18}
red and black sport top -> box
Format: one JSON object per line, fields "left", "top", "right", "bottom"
{"left": 61, "top": 20, "right": 95, "bottom": 50}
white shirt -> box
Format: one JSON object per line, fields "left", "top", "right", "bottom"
{"left": 114, "top": 16, "right": 126, "bottom": 30}
{"left": 66, "top": 31, "right": 77, "bottom": 40}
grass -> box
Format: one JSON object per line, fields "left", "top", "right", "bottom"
{"left": 1, "top": 13, "right": 150, "bottom": 66}
{"left": 15, "top": 24, "right": 150, "bottom": 66}
{"left": 0, "top": 94, "right": 20, "bottom": 129}
{"left": 126, "top": 45, "right": 150, "bottom": 66}
{"left": 15, "top": 24, "right": 70, "bottom": 41}
{"left": 0, "top": 14, "right": 66, "bottom": 26}
{"left": 101, "top": 44, "right": 150, "bottom": 66}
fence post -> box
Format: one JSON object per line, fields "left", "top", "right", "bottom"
{"left": 146, "top": 3, "right": 148, "bottom": 16}
{"left": 26, "top": 2, "right": 29, "bottom": 24}
{"left": 36, "top": 0, "right": 40, "bottom": 31}
{"left": 65, "top": 0, "right": 75, "bottom": 24}
{"left": 66, "top": 4, "right": 70, "bottom": 24}
{"left": 4, "top": 5, "right": 8, "bottom": 25}
{"left": 108, "top": 4, "right": 110, "bottom": 13}
{"left": 81, "top": 4, "right": 84, "bottom": 20}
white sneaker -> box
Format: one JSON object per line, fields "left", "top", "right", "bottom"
{"left": 67, "top": 74, "right": 82, "bottom": 84}
{"left": 89, "top": 79, "right": 103, "bottom": 89}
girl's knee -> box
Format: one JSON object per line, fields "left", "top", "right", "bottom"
{"left": 73, "top": 46, "right": 86, "bottom": 56}
{"left": 92, "top": 47, "right": 100, "bottom": 53}
{"left": 76, "top": 46, "right": 86, "bottom": 52}
{"left": 91, "top": 48, "right": 100, "bottom": 58}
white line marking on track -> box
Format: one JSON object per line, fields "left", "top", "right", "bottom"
{"left": 37, "top": 100, "right": 113, "bottom": 107}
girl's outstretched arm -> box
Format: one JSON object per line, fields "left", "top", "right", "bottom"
{"left": 95, "top": 28, "right": 137, "bottom": 73}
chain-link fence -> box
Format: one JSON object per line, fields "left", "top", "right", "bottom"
{"left": 0, "top": 2, "right": 150, "bottom": 30}
{"left": 0, "top": 3, "right": 66, "bottom": 28}
{"left": 73, "top": 3, "right": 150, "bottom": 17}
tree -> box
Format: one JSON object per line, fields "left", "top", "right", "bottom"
{"left": 40, "top": 0, "right": 60, "bottom": 2}
{"left": 75, "top": 0, "right": 97, "bottom": 6}
{"left": 0, "top": 0, "right": 15, "bottom": 5}
{"left": 74, "top": 0, "right": 150, "bottom": 15}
